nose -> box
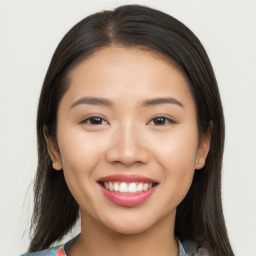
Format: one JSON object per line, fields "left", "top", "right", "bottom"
{"left": 106, "top": 123, "right": 150, "bottom": 166}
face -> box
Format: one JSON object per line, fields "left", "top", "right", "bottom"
{"left": 46, "top": 46, "right": 210, "bottom": 235}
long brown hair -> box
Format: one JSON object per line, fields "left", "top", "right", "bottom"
{"left": 28, "top": 4, "right": 234, "bottom": 255}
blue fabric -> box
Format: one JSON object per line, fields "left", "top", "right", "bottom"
{"left": 21, "top": 235, "right": 208, "bottom": 256}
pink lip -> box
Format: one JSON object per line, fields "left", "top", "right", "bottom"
{"left": 97, "top": 174, "right": 158, "bottom": 207}
{"left": 100, "top": 185, "right": 157, "bottom": 207}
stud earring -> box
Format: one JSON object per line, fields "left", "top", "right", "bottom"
{"left": 52, "top": 162, "right": 62, "bottom": 171}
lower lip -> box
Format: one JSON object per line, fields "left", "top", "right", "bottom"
{"left": 99, "top": 185, "right": 157, "bottom": 207}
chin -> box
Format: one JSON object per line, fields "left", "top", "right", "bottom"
{"left": 105, "top": 221, "right": 152, "bottom": 235}
{"left": 100, "top": 209, "right": 172, "bottom": 236}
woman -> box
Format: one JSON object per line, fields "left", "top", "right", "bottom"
{"left": 22, "top": 4, "right": 234, "bottom": 256}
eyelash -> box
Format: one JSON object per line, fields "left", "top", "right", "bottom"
{"left": 148, "top": 116, "right": 177, "bottom": 126}
{"left": 80, "top": 116, "right": 177, "bottom": 126}
{"left": 81, "top": 116, "right": 109, "bottom": 126}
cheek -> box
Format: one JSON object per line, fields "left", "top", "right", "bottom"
{"left": 58, "top": 125, "right": 105, "bottom": 171}
{"left": 153, "top": 124, "right": 199, "bottom": 167}
{"left": 56, "top": 126, "right": 106, "bottom": 201}
{"left": 153, "top": 125, "right": 198, "bottom": 202}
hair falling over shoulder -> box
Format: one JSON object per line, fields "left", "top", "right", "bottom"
{"left": 28, "top": 4, "right": 234, "bottom": 256}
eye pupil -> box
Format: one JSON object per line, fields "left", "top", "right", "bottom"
{"left": 153, "top": 117, "right": 166, "bottom": 125}
{"left": 90, "top": 117, "right": 102, "bottom": 124}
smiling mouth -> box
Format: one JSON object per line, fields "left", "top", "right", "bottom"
{"left": 97, "top": 174, "right": 159, "bottom": 206}
{"left": 99, "top": 181, "right": 158, "bottom": 194}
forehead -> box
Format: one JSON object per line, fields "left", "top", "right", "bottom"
{"left": 69, "top": 46, "right": 186, "bottom": 80}
{"left": 61, "top": 46, "right": 195, "bottom": 110}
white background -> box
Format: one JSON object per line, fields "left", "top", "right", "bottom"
{"left": 0, "top": 0, "right": 256, "bottom": 255}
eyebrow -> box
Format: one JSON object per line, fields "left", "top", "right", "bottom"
{"left": 70, "top": 97, "right": 113, "bottom": 108}
{"left": 142, "top": 97, "right": 184, "bottom": 108}
{"left": 70, "top": 96, "right": 184, "bottom": 109}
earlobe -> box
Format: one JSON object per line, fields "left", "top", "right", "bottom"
{"left": 43, "top": 125, "right": 63, "bottom": 171}
{"left": 195, "top": 125, "right": 211, "bottom": 170}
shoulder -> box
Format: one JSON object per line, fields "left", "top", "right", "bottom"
{"left": 194, "top": 247, "right": 209, "bottom": 256}
{"left": 21, "top": 234, "right": 79, "bottom": 256}
{"left": 180, "top": 239, "right": 209, "bottom": 256}
{"left": 20, "top": 245, "right": 66, "bottom": 256}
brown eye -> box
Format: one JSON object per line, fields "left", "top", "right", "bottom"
{"left": 148, "top": 116, "right": 177, "bottom": 126}
{"left": 153, "top": 117, "right": 166, "bottom": 125}
{"left": 82, "top": 116, "right": 108, "bottom": 125}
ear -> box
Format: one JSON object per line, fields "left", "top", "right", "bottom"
{"left": 195, "top": 124, "right": 211, "bottom": 170}
{"left": 43, "top": 125, "right": 63, "bottom": 171}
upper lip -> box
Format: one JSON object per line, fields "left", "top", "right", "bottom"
{"left": 97, "top": 174, "right": 159, "bottom": 183}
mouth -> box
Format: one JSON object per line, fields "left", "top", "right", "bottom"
{"left": 97, "top": 174, "right": 159, "bottom": 206}
{"left": 98, "top": 181, "right": 158, "bottom": 194}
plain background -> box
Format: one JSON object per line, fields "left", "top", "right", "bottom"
{"left": 0, "top": 0, "right": 256, "bottom": 255}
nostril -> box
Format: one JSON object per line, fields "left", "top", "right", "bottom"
{"left": 105, "top": 135, "right": 150, "bottom": 165}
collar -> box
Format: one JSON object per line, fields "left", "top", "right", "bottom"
{"left": 177, "top": 238, "right": 198, "bottom": 256}
{"left": 64, "top": 235, "right": 198, "bottom": 256}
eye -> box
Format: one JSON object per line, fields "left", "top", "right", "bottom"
{"left": 148, "top": 116, "right": 177, "bottom": 126}
{"left": 81, "top": 116, "right": 108, "bottom": 125}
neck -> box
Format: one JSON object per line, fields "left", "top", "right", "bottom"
{"left": 69, "top": 210, "right": 179, "bottom": 256}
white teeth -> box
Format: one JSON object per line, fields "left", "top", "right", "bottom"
{"left": 128, "top": 182, "right": 137, "bottom": 193}
{"left": 143, "top": 183, "right": 149, "bottom": 191}
{"left": 109, "top": 182, "right": 114, "bottom": 191}
{"left": 104, "top": 182, "right": 109, "bottom": 189}
{"left": 114, "top": 182, "right": 119, "bottom": 192}
{"left": 137, "top": 183, "right": 143, "bottom": 192}
{"left": 103, "top": 181, "right": 155, "bottom": 193}
{"left": 119, "top": 182, "right": 128, "bottom": 193}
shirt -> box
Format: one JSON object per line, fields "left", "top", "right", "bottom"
{"left": 21, "top": 235, "right": 209, "bottom": 256}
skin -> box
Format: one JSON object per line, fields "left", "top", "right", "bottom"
{"left": 45, "top": 46, "right": 210, "bottom": 256}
